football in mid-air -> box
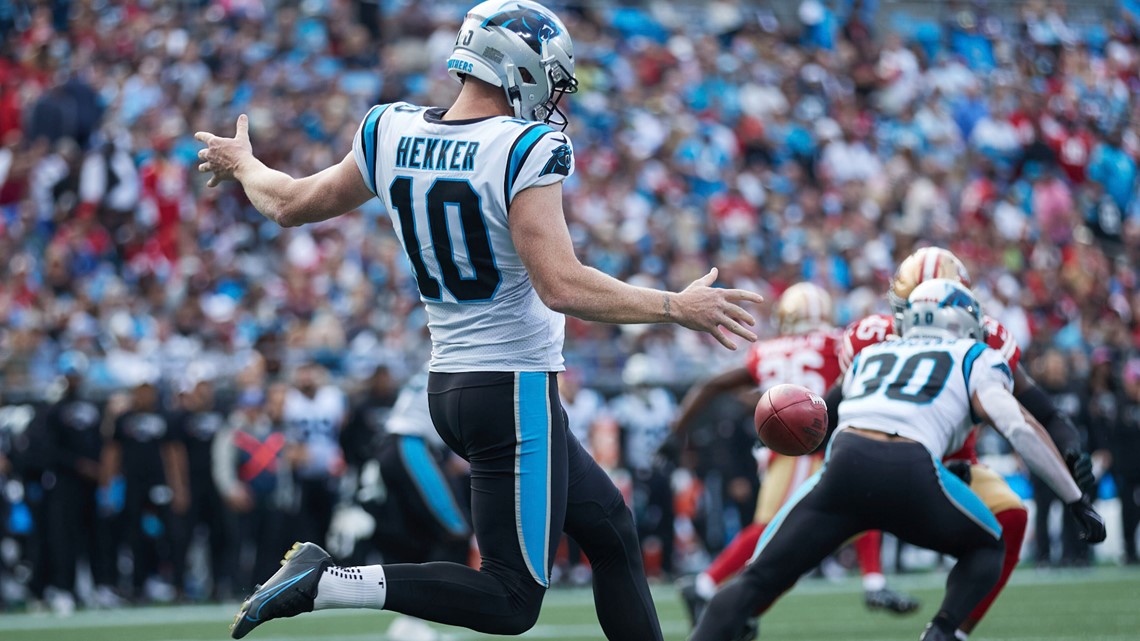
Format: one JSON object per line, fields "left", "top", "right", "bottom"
{"left": 755, "top": 384, "right": 828, "bottom": 456}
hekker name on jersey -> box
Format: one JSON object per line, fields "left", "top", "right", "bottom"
{"left": 353, "top": 102, "right": 575, "bottom": 373}
{"left": 745, "top": 329, "right": 843, "bottom": 396}
{"left": 840, "top": 313, "right": 1021, "bottom": 375}
{"left": 838, "top": 337, "right": 1014, "bottom": 459}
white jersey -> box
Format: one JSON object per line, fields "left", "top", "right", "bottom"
{"left": 837, "top": 337, "right": 1013, "bottom": 458}
{"left": 353, "top": 102, "right": 575, "bottom": 373}
{"left": 385, "top": 367, "right": 444, "bottom": 448}
{"left": 284, "top": 386, "right": 346, "bottom": 479}
{"left": 561, "top": 387, "right": 607, "bottom": 454}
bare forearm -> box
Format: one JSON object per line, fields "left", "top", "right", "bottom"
{"left": 547, "top": 263, "right": 674, "bottom": 324}
{"left": 234, "top": 158, "right": 299, "bottom": 225}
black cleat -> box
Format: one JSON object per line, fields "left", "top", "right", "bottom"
{"left": 865, "top": 587, "right": 921, "bottom": 615}
{"left": 919, "top": 622, "right": 955, "bottom": 641}
{"left": 733, "top": 617, "right": 759, "bottom": 641}
{"left": 230, "top": 542, "right": 332, "bottom": 639}
{"left": 677, "top": 576, "right": 709, "bottom": 627}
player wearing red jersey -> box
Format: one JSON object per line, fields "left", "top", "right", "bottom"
{"left": 836, "top": 247, "right": 1096, "bottom": 638}
{"left": 662, "top": 283, "right": 918, "bottom": 637}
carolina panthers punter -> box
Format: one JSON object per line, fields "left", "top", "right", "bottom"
{"left": 837, "top": 247, "right": 1098, "bottom": 638}
{"left": 195, "top": 1, "right": 764, "bottom": 639}
{"left": 662, "top": 283, "right": 918, "bottom": 635}
{"left": 690, "top": 279, "right": 1106, "bottom": 641}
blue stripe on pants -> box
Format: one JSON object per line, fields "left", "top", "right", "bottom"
{"left": 750, "top": 469, "right": 824, "bottom": 563}
{"left": 935, "top": 458, "right": 1003, "bottom": 540}
{"left": 398, "top": 435, "right": 469, "bottom": 538}
{"left": 516, "top": 372, "right": 551, "bottom": 587}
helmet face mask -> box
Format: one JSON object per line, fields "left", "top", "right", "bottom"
{"left": 448, "top": 0, "right": 577, "bottom": 129}
{"left": 900, "top": 279, "right": 984, "bottom": 342}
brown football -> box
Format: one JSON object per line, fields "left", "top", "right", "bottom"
{"left": 754, "top": 384, "right": 828, "bottom": 456}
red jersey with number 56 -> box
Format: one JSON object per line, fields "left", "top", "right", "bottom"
{"left": 839, "top": 313, "right": 1022, "bottom": 462}
{"left": 745, "top": 329, "right": 844, "bottom": 396}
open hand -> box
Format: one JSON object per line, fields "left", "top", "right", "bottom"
{"left": 195, "top": 114, "right": 253, "bottom": 188}
{"left": 671, "top": 268, "right": 764, "bottom": 350}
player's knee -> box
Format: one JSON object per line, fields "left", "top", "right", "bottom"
{"left": 492, "top": 584, "right": 545, "bottom": 635}
{"left": 477, "top": 567, "right": 546, "bottom": 635}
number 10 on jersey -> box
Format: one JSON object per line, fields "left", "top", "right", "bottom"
{"left": 390, "top": 176, "right": 502, "bottom": 302}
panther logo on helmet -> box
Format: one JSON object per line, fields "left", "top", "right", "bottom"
{"left": 481, "top": 7, "right": 562, "bottom": 54}
{"left": 901, "top": 279, "right": 984, "bottom": 341}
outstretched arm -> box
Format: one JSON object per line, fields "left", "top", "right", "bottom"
{"left": 196, "top": 115, "right": 373, "bottom": 227}
{"left": 510, "top": 183, "right": 764, "bottom": 350}
{"left": 971, "top": 386, "right": 1079, "bottom": 503}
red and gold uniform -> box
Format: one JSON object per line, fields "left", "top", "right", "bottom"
{"left": 745, "top": 330, "right": 841, "bottom": 522}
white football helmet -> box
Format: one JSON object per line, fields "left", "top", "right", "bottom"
{"left": 447, "top": 0, "right": 578, "bottom": 128}
{"left": 900, "top": 279, "right": 984, "bottom": 341}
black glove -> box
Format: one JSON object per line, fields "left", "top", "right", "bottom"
{"left": 655, "top": 431, "right": 684, "bottom": 468}
{"left": 1064, "top": 450, "right": 1096, "bottom": 497}
{"left": 1067, "top": 495, "right": 1107, "bottom": 543}
{"left": 945, "top": 460, "right": 972, "bottom": 485}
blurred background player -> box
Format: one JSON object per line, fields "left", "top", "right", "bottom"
{"left": 665, "top": 283, "right": 916, "bottom": 633}
{"left": 100, "top": 377, "right": 189, "bottom": 602}
{"left": 609, "top": 355, "right": 677, "bottom": 578}
{"left": 692, "top": 279, "right": 1105, "bottom": 641}
{"left": 170, "top": 370, "right": 234, "bottom": 600}
{"left": 283, "top": 362, "right": 347, "bottom": 548}
{"left": 839, "top": 247, "right": 1096, "bottom": 638}
{"left": 374, "top": 365, "right": 471, "bottom": 641}
{"left": 213, "top": 384, "right": 292, "bottom": 595}
{"left": 42, "top": 352, "right": 113, "bottom": 613}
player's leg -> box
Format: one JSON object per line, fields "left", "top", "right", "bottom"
{"left": 1030, "top": 473, "right": 1057, "bottom": 565}
{"left": 394, "top": 434, "right": 471, "bottom": 541}
{"left": 957, "top": 464, "right": 1027, "bottom": 636}
{"left": 682, "top": 454, "right": 809, "bottom": 624}
{"left": 692, "top": 436, "right": 872, "bottom": 641}
{"left": 561, "top": 417, "right": 663, "bottom": 641}
{"left": 230, "top": 372, "right": 567, "bottom": 639}
{"left": 1118, "top": 473, "right": 1140, "bottom": 564}
{"left": 857, "top": 530, "right": 920, "bottom": 614}
{"left": 883, "top": 452, "right": 1005, "bottom": 640}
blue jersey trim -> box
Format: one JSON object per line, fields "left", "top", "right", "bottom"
{"left": 504, "top": 124, "right": 554, "bottom": 202}
{"left": 361, "top": 104, "right": 391, "bottom": 194}
{"left": 961, "top": 342, "right": 988, "bottom": 423}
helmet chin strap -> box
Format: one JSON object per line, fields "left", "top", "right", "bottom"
{"left": 502, "top": 63, "right": 526, "bottom": 119}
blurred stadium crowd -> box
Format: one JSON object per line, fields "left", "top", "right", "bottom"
{"left": 1, "top": 0, "right": 1140, "bottom": 614}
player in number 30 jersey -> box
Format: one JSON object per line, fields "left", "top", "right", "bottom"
{"left": 690, "top": 280, "right": 1104, "bottom": 641}
{"left": 835, "top": 247, "right": 1095, "bottom": 638}
{"left": 666, "top": 283, "right": 917, "bottom": 631}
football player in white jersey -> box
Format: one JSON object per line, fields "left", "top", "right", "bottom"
{"left": 198, "top": 2, "right": 762, "bottom": 639}
{"left": 690, "top": 280, "right": 1106, "bottom": 641}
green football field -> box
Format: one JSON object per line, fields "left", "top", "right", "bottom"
{"left": 2, "top": 567, "right": 1137, "bottom": 641}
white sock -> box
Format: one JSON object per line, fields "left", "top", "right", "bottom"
{"left": 695, "top": 572, "right": 717, "bottom": 600}
{"left": 862, "top": 572, "right": 886, "bottom": 592}
{"left": 313, "top": 565, "right": 387, "bottom": 610}
{"left": 955, "top": 631, "right": 969, "bottom": 641}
